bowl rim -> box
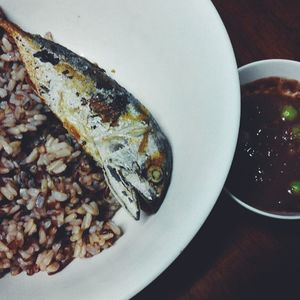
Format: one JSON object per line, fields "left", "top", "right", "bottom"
{"left": 239, "top": 58, "right": 300, "bottom": 75}
{"left": 227, "top": 59, "right": 300, "bottom": 220}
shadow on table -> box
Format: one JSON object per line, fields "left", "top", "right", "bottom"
{"left": 133, "top": 191, "right": 300, "bottom": 300}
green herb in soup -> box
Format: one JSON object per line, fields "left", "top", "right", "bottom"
{"left": 226, "top": 77, "right": 300, "bottom": 214}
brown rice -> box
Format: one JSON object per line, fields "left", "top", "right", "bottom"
{"left": 0, "top": 30, "right": 121, "bottom": 278}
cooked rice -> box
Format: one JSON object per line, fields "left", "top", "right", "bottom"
{"left": 0, "top": 31, "right": 121, "bottom": 278}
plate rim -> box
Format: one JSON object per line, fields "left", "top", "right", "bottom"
{"left": 127, "top": 1, "right": 240, "bottom": 298}
{"left": 0, "top": 1, "right": 241, "bottom": 299}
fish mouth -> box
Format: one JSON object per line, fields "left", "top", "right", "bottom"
{"left": 103, "top": 165, "right": 140, "bottom": 220}
{"left": 104, "top": 161, "right": 171, "bottom": 220}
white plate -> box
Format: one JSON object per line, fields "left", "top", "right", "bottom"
{"left": 0, "top": 1, "right": 240, "bottom": 299}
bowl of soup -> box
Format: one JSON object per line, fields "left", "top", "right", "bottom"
{"left": 226, "top": 59, "right": 300, "bottom": 219}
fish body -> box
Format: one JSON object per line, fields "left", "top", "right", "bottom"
{"left": 0, "top": 18, "right": 172, "bottom": 220}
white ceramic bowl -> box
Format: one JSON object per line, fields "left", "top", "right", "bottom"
{"left": 0, "top": 1, "right": 240, "bottom": 299}
{"left": 227, "top": 59, "right": 300, "bottom": 220}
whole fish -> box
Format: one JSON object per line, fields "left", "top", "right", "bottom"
{"left": 0, "top": 17, "right": 172, "bottom": 220}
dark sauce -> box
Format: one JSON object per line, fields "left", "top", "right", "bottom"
{"left": 226, "top": 77, "right": 300, "bottom": 214}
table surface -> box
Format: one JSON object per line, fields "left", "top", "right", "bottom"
{"left": 134, "top": 1, "right": 300, "bottom": 299}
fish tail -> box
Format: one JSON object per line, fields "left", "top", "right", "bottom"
{"left": 0, "top": 13, "right": 28, "bottom": 40}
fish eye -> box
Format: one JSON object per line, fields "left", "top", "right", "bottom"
{"left": 148, "top": 166, "right": 163, "bottom": 183}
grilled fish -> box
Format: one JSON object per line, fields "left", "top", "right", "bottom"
{"left": 0, "top": 17, "right": 172, "bottom": 220}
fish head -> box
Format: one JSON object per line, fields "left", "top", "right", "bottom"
{"left": 141, "top": 149, "right": 172, "bottom": 210}
{"left": 103, "top": 129, "right": 172, "bottom": 220}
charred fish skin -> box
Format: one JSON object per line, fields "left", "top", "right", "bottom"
{"left": 0, "top": 17, "right": 172, "bottom": 220}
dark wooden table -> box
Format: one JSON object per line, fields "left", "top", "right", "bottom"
{"left": 134, "top": 1, "right": 300, "bottom": 299}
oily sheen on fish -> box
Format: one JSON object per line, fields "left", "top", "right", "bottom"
{"left": 0, "top": 16, "right": 172, "bottom": 220}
